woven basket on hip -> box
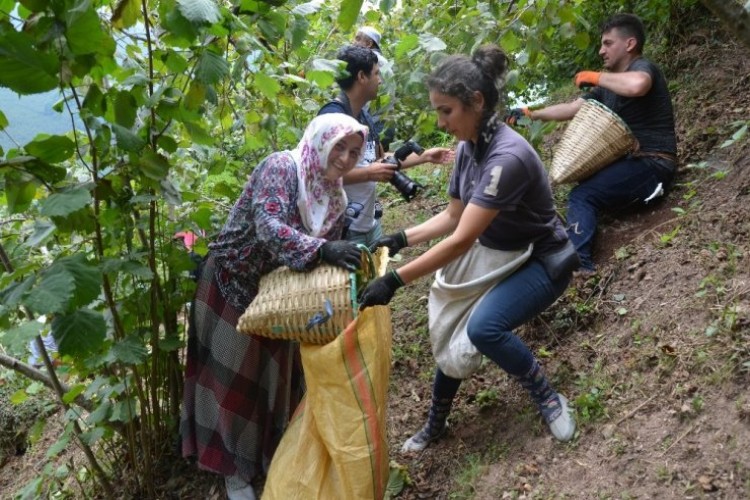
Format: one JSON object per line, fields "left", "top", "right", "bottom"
{"left": 237, "top": 247, "right": 383, "bottom": 344}
{"left": 550, "top": 99, "right": 637, "bottom": 185}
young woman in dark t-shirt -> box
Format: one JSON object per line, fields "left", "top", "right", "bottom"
{"left": 360, "top": 45, "right": 578, "bottom": 451}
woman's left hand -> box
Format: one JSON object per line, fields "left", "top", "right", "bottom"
{"left": 358, "top": 271, "right": 404, "bottom": 309}
{"left": 421, "top": 147, "right": 455, "bottom": 165}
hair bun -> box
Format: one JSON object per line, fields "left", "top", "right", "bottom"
{"left": 472, "top": 45, "right": 509, "bottom": 83}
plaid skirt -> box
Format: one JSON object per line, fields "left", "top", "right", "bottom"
{"left": 180, "top": 256, "right": 305, "bottom": 482}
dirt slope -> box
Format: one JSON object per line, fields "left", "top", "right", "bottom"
{"left": 387, "top": 30, "right": 750, "bottom": 500}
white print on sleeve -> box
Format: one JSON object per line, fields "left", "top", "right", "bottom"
{"left": 483, "top": 165, "right": 503, "bottom": 197}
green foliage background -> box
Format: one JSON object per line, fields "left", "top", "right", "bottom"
{"left": 0, "top": 0, "right": 712, "bottom": 496}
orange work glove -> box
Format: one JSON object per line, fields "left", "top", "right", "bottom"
{"left": 504, "top": 107, "right": 531, "bottom": 126}
{"left": 575, "top": 71, "right": 601, "bottom": 89}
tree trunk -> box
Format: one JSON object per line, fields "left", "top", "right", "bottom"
{"left": 700, "top": 0, "right": 750, "bottom": 49}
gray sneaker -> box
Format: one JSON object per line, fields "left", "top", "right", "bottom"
{"left": 400, "top": 423, "right": 448, "bottom": 453}
{"left": 547, "top": 394, "right": 576, "bottom": 442}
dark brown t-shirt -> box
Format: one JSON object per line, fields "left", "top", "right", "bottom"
{"left": 448, "top": 124, "right": 568, "bottom": 257}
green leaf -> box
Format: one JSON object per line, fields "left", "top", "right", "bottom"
{"left": 573, "top": 32, "right": 590, "bottom": 51}
{"left": 2, "top": 156, "right": 67, "bottom": 184}
{"left": 254, "top": 72, "right": 280, "bottom": 100}
{"left": 138, "top": 148, "right": 171, "bottom": 180}
{"left": 394, "top": 34, "right": 419, "bottom": 59}
{"left": 0, "top": 275, "right": 36, "bottom": 309}
{"left": 182, "top": 120, "right": 214, "bottom": 145}
{"left": 65, "top": 2, "right": 111, "bottom": 56}
{"left": 23, "top": 221, "right": 56, "bottom": 248}
{"left": 51, "top": 254, "right": 102, "bottom": 309}
{"left": 418, "top": 34, "right": 446, "bottom": 52}
{"left": 79, "top": 427, "right": 106, "bottom": 446}
{"left": 157, "top": 135, "right": 178, "bottom": 153}
{"left": 52, "top": 309, "right": 107, "bottom": 357}
{"left": 46, "top": 433, "right": 71, "bottom": 458}
{"left": 112, "top": 0, "right": 140, "bottom": 29}
{"left": 111, "top": 398, "right": 138, "bottom": 422}
{"left": 0, "top": 110, "right": 8, "bottom": 130}
{"left": 164, "top": 8, "right": 199, "bottom": 43}
{"left": 337, "top": 0, "right": 362, "bottom": 31}
{"left": 86, "top": 400, "right": 112, "bottom": 425}
{"left": 160, "top": 178, "right": 183, "bottom": 205}
{"left": 190, "top": 206, "right": 214, "bottom": 229}
{"left": 112, "top": 124, "right": 146, "bottom": 152}
{"left": 10, "top": 389, "right": 28, "bottom": 405}
{"left": 4, "top": 177, "right": 37, "bottom": 214}
{"left": 177, "top": 0, "right": 221, "bottom": 24}
{"left": 101, "top": 257, "right": 154, "bottom": 280}
{"left": 40, "top": 187, "right": 92, "bottom": 217}
{"left": 114, "top": 90, "right": 137, "bottom": 128}
{"left": 195, "top": 50, "right": 229, "bottom": 85}
{"left": 184, "top": 81, "right": 206, "bottom": 111}
{"left": 500, "top": 30, "right": 521, "bottom": 53}
{"left": 0, "top": 320, "right": 43, "bottom": 356}
{"left": 159, "top": 335, "right": 183, "bottom": 352}
{"left": 26, "top": 381, "right": 44, "bottom": 395}
{"left": 23, "top": 270, "right": 75, "bottom": 314}
{"left": 62, "top": 383, "right": 87, "bottom": 405}
{"left": 24, "top": 135, "right": 76, "bottom": 163}
{"left": 0, "top": 31, "right": 58, "bottom": 94}
{"left": 163, "top": 52, "right": 189, "bottom": 74}
{"left": 291, "top": 1, "right": 320, "bottom": 15}
{"left": 305, "top": 70, "right": 335, "bottom": 88}
{"left": 109, "top": 336, "right": 148, "bottom": 364}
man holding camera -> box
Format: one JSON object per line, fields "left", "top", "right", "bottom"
{"left": 319, "top": 44, "right": 453, "bottom": 246}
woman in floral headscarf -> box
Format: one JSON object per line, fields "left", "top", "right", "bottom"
{"left": 181, "top": 114, "right": 368, "bottom": 500}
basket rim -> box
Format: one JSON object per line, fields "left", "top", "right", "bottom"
{"left": 582, "top": 98, "right": 634, "bottom": 137}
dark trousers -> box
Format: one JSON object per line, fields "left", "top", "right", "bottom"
{"left": 566, "top": 156, "right": 675, "bottom": 270}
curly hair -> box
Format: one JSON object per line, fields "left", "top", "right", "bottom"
{"left": 335, "top": 44, "right": 379, "bottom": 91}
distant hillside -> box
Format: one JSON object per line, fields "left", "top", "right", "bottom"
{"left": 0, "top": 89, "right": 78, "bottom": 151}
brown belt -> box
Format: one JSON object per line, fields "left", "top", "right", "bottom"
{"left": 632, "top": 151, "right": 677, "bottom": 163}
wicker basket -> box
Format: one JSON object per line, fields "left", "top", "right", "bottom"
{"left": 237, "top": 247, "right": 385, "bottom": 344}
{"left": 550, "top": 99, "right": 637, "bottom": 185}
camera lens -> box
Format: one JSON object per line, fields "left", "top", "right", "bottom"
{"left": 390, "top": 171, "right": 420, "bottom": 201}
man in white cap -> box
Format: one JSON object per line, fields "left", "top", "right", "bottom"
{"left": 355, "top": 26, "right": 383, "bottom": 55}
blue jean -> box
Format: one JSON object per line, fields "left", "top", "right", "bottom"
{"left": 566, "top": 156, "right": 674, "bottom": 270}
{"left": 432, "top": 258, "right": 571, "bottom": 400}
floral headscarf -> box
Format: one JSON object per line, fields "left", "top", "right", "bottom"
{"left": 289, "top": 113, "right": 368, "bottom": 237}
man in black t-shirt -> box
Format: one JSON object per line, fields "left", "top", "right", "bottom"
{"left": 506, "top": 13, "right": 677, "bottom": 274}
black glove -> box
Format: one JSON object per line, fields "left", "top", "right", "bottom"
{"left": 503, "top": 107, "right": 529, "bottom": 126}
{"left": 358, "top": 270, "right": 404, "bottom": 309}
{"left": 369, "top": 230, "right": 408, "bottom": 256}
{"left": 320, "top": 240, "right": 362, "bottom": 271}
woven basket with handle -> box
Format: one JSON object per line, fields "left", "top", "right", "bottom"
{"left": 237, "top": 247, "right": 384, "bottom": 344}
{"left": 550, "top": 99, "right": 637, "bottom": 185}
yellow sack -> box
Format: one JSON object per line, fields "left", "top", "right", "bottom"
{"left": 263, "top": 251, "right": 392, "bottom": 500}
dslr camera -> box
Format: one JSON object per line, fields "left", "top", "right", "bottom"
{"left": 383, "top": 140, "right": 425, "bottom": 202}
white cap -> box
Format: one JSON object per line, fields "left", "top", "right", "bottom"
{"left": 358, "top": 26, "right": 381, "bottom": 49}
